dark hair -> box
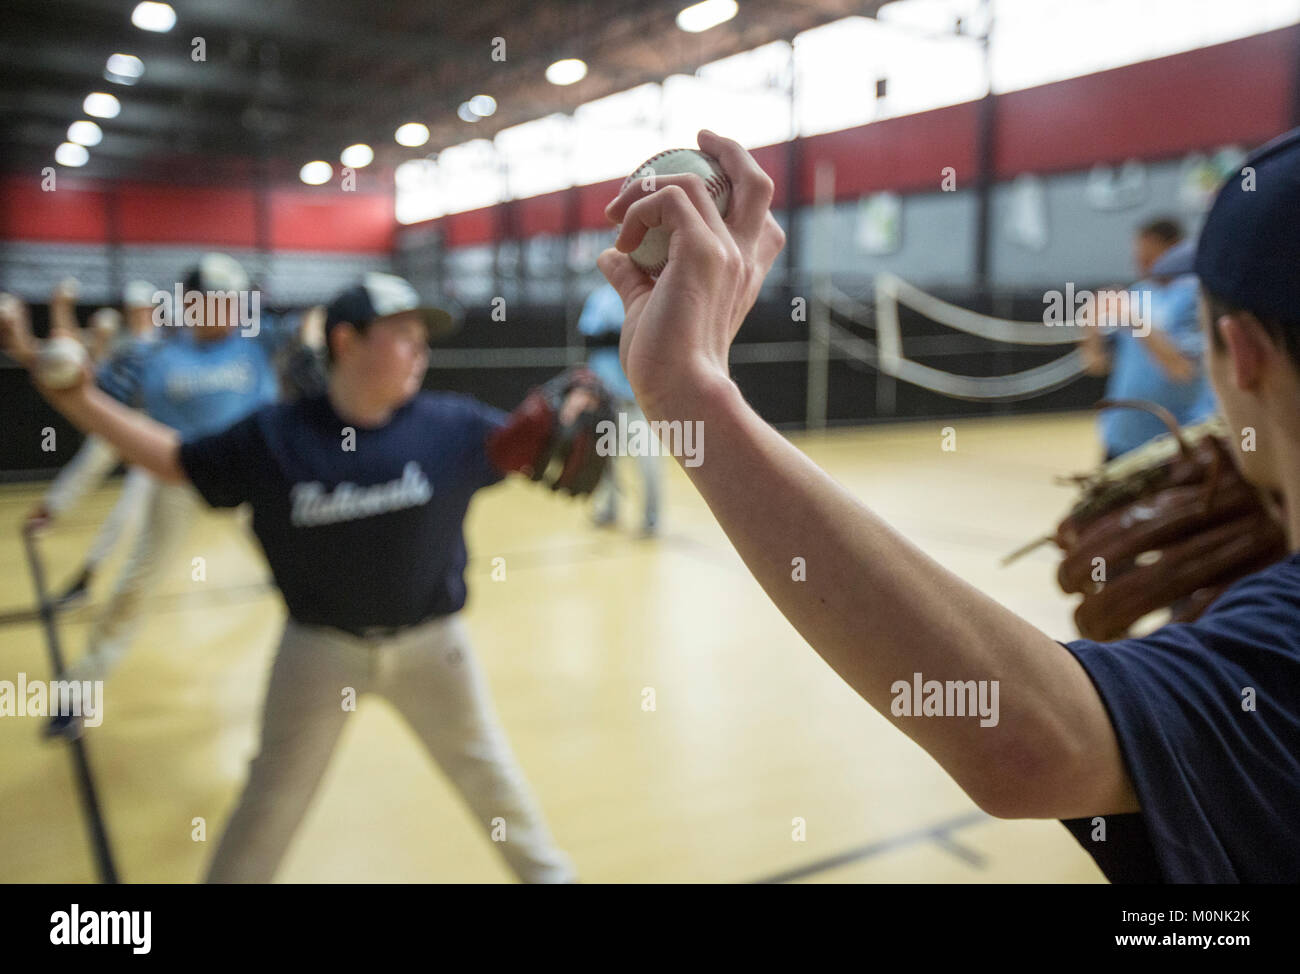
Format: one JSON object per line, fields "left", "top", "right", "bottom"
{"left": 1203, "top": 287, "right": 1300, "bottom": 368}
{"left": 1138, "top": 218, "right": 1184, "bottom": 245}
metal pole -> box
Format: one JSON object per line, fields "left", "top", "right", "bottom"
{"left": 973, "top": 0, "right": 996, "bottom": 289}
{"left": 22, "top": 529, "right": 119, "bottom": 884}
{"left": 807, "top": 160, "right": 834, "bottom": 431}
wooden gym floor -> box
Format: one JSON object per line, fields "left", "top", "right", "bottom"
{"left": 0, "top": 410, "right": 1109, "bottom": 883}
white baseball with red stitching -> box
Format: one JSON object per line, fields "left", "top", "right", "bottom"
{"left": 621, "top": 149, "right": 732, "bottom": 277}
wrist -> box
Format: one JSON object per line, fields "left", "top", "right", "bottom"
{"left": 638, "top": 361, "right": 743, "bottom": 427}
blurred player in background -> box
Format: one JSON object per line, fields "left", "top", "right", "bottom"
{"left": 27, "top": 280, "right": 163, "bottom": 610}
{"left": 579, "top": 280, "right": 661, "bottom": 535}
{"left": 12, "top": 253, "right": 321, "bottom": 739}
{"left": 1080, "top": 218, "right": 1217, "bottom": 459}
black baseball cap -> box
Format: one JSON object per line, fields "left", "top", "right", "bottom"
{"left": 1195, "top": 127, "right": 1300, "bottom": 319}
{"left": 325, "top": 273, "right": 460, "bottom": 344}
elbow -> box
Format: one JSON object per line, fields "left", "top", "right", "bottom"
{"left": 959, "top": 725, "right": 1088, "bottom": 821}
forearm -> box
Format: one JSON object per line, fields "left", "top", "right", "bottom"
{"left": 652, "top": 374, "right": 1130, "bottom": 816}
{"left": 1142, "top": 330, "right": 1193, "bottom": 378}
{"left": 50, "top": 387, "right": 186, "bottom": 484}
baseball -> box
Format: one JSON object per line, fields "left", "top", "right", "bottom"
{"left": 35, "top": 335, "right": 89, "bottom": 389}
{"left": 90, "top": 307, "right": 123, "bottom": 334}
{"left": 621, "top": 149, "right": 731, "bottom": 277}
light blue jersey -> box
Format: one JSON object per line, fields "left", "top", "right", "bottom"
{"left": 578, "top": 283, "right": 633, "bottom": 402}
{"left": 1099, "top": 274, "right": 1218, "bottom": 458}
{"left": 98, "top": 314, "right": 297, "bottom": 440}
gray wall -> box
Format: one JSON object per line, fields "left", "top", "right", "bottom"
{"left": 0, "top": 241, "right": 391, "bottom": 308}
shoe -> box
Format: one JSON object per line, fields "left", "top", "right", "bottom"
{"left": 44, "top": 711, "right": 85, "bottom": 742}
{"left": 639, "top": 516, "right": 659, "bottom": 538}
{"left": 592, "top": 508, "right": 618, "bottom": 529}
{"left": 53, "top": 569, "right": 93, "bottom": 611}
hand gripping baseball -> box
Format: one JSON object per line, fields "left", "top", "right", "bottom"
{"left": 598, "top": 130, "right": 786, "bottom": 419}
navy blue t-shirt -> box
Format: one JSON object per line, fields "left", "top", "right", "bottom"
{"left": 1060, "top": 552, "right": 1300, "bottom": 882}
{"left": 179, "top": 392, "right": 506, "bottom": 633}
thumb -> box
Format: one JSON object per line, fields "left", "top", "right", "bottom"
{"left": 596, "top": 248, "right": 651, "bottom": 308}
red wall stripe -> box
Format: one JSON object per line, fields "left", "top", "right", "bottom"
{"left": 0, "top": 175, "right": 110, "bottom": 242}
{"left": 116, "top": 182, "right": 258, "bottom": 246}
{"left": 268, "top": 190, "right": 395, "bottom": 252}
{"left": 995, "top": 27, "right": 1296, "bottom": 176}
{"left": 800, "top": 102, "right": 980, "bottom": 202}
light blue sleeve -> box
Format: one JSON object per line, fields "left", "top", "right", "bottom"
{"left": 1154, "top": 276, "right": 1204, "bottom": 358}
{"left": 578, "top": 284, "right": 624, "bottom": 337}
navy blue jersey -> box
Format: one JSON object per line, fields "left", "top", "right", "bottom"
{"left": 179, "top": 392, "right": 506, "bottom": 632}
{"left": 1060, "top": 551, "right": 1300, "bottom": 882}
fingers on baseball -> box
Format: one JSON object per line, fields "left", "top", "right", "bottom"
{"left": 597, "top": 247, "right": 653, "bottom": 302}
{"left": 697, "top": 130, "right": 776, "bottom": 238}
{"left": 611, "top": 174, "right": 730, "bottom": 245}
{"left": 616, "top": 185, "right": 733, "bottom": 272}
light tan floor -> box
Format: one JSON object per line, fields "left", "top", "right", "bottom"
{"left": 0, "top": 410, "right": 1109, "bottom": 883}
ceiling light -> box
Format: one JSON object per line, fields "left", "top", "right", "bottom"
{"left": 56, "top": 143, "right": 90, "bottom": 167}
{"left": 468, "top": 94, "right": 497, "bottom": 117}
{"left": 131, "top": 2, "right": 176, "bottom": 32}
{"left": 676, "top": 0, "right": 738, "bottom": 33}
{"left": 545, "top": 59, "right": 587, "bottom": 86}
{"left": 340, "top": 143, "right": 374, "bottom": 168}
{"left": 68, "top": 121, "right": 103, "bottom": 146}
{"left": 106, "top": 53, "right": 144, "bottom": 80}
{"left": 457, "top": 103, "right": 480, "bottom": 123}
{"left": 83, "top": 92, "right": 121, "bottom": 118}
{"left": 299, "top": 161, "right": 332, "bottom": 185}
{"left": 395, "top": 122, "right": 430, "bottom": 147}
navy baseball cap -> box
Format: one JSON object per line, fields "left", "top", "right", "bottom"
{"left": 1195, "top": 127, "right": 1300, "bottom": 319}
{"left": 325, "top": 273, "right": 460, "bottom": 343}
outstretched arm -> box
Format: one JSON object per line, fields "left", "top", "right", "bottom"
{"left": 0, "top": 296, "right": 187, "bottom": 485}
{"left": 598, "top": 131, "right": 1137, "bottom": 821}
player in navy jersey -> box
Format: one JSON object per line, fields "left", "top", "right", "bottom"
{"left": 2, "top": 271, "right": 607, "bottom": 883}
{"left": 588, "top": 128, "right": 1299, "bottom": 882}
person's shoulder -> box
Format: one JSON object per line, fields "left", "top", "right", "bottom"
{"left": 245, "top": 393, "right": 314, "bottom": 435}
{"left": 1201, "top": 553, "right": 1300, "bottom": 622}
{"left": 1128, "top": 553, "right": 1300, "bottom": 661}
{"left": 112, "top": 333, "right": 164, "bottom": 363}
{"left": 410, "top": 390, "right": 505, "bottom": 434}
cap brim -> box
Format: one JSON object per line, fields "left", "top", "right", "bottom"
{"left": 417, "top": 302, "right": 462, "bottom": 342}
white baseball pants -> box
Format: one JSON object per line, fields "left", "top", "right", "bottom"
{"left": 205, "top": 613, "right": 576, "bottom": 884}
{"left": 62, "top": 482, "right": 203, "bottom": 684}
{"left": 82, "top": 466, "right": 155, "bottom": 571}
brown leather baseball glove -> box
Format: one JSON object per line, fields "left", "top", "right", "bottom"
{"left": 1013, "top": 400, "right": 1287, "bottom": 641}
